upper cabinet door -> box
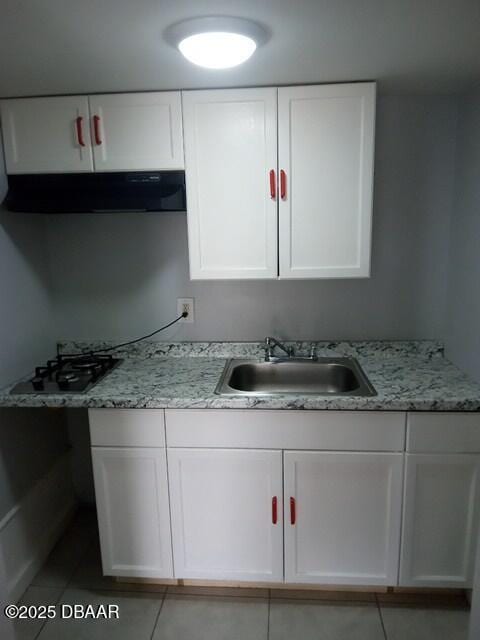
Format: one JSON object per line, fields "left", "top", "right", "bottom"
{"left": 278, "top": 83, "right": 376, "bottom": 279}
{"left": 0, "top": 96, "right": 93, "bottom": 174}
{"left": 182, "top": 88, "right": 278, "bottom": 280}
{"left": 89, "top": 92, "right": 184, "bottom": 171}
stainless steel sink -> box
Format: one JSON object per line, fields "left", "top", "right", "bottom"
{"left": 215, "top": 358, "right": 376, "bottom": 397}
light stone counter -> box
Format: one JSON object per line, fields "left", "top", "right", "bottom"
{"left": 0, "top": 340, "right": 479, "bottom": 411}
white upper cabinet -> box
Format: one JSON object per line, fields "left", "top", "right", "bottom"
{"left": 89, "top": 92, "right": 184, "bottom": 172}
{"left": 0, "top": 96, "right": 93, "bottom": 174}
{"left": 278, "top": 83, "right": 376, "bottom": 278}
{"left": 0, "top": 92, "right": 184, "bottom": 174}
{"left": 182, "top": 82, "right": 376, "bottom": 280}
{"left": 182, "top": 88, "right": 278, "bottom": 279}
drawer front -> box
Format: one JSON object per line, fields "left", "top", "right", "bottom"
{"left": 407, "top": 413, "right": 480, "bottom": 453}
{"left": 165, "top": 410, "right": 406, "bottom": 451}
{"left": 89, "top": 409, "right": 165, "bottom": 447}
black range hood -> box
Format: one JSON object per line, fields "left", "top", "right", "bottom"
{"left": 3, "top": 171, "right": 186, "bottom": 213}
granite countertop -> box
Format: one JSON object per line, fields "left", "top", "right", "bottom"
{"left": 1, "top": 340, "right": 480, "bottom": 411}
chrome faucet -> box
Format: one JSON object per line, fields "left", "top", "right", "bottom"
{"left": 264, "top": 336, "right": 294, "bottom": 361}
{"left": 264, "top": 337, "right": 318, "bottom": 362}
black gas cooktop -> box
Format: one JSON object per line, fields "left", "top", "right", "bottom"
{"left": 10, "top": 353, "right": 122, "bottom": 394}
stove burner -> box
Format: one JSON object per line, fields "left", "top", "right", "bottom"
{"left": 57, "top": 372, "right": 80, "bottom": 390}
{"left": 72, "top": 360, "right": 102, "bottom": 370}
{"left": 10, "top": 353, "right": 122, "bottom": 395}
{"left": 71, "top": 360, "right": 104, "bottom": 378}
{"left": 57, "top": 372, "right": 78, "bottom": 381}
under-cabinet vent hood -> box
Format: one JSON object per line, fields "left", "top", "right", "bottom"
{"left": 3, "top": 171, "right": 186, "bottom": 213}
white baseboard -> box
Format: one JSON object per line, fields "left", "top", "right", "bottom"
{"left": 0, "top": 452, "right": 78, "bottom": 602}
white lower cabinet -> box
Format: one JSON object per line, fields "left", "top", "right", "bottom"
{"left": 89, "top": 409, "right": 480, "bottom": 590}
{"left": 167, "top": 448, "right": 284, "bottom": 582}
{"left": 91, "top": 447, "right": 173, "bottom": 578}
{"left": 284, "top": 451, "right": 404, "bottom": 585}
{"left": 400, "top": 453, "right": 480, "bottom": 588}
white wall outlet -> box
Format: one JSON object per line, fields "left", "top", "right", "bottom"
{"left": 177, "top": 298, "right": 194, "bottom": 323}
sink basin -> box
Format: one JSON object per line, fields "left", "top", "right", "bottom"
{"left": 215, "top": 358, "right": 376, "bottom": 397}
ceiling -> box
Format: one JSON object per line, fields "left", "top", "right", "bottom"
{"left": 0, "top": 0, "right": 479, "bottom": 98}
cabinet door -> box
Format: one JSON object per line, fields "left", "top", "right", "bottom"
{"left": 91, "top": 447, "right": 173, "bottom": 578}
{"left": 168, "top": 448, "right": 283, "bottom": 581}
{"left": 89, "top": 92, "right": 184, "bottom": 171}
{"left": 278, "top": 83, "right": 375, "bottom": 279}
{"left": 284, "top": 451, "right": 403, "bottom": 585}
{"left": 0, "top": 96, "right": 93, "bottom": 174}
{"left": 400, "top": 454, "right": 480, "bottom": 588}
{"left": 182, "top": 88, "right": 278, "bottom": 279}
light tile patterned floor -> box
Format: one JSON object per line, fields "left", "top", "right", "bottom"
{"left": 14, "top": 509, "right": 471, "bottom": 640}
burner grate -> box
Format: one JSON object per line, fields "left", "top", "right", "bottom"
{"left": 10, "top": 354, "right": 122, "bottom": 395}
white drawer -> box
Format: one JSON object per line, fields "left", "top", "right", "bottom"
{"left": 407, "top": 413, "right": 480, "bottom": 453}
{"left": 89, "top": 409, "right": 165, "bottom": 447}
{"left": 165, "top": 410, "right": 406, "bottom": 451}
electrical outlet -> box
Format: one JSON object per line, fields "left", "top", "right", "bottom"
{"left": 177, "top": 298, "right": 194, "bottom": 323}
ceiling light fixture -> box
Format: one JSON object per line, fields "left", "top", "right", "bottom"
{"left": 165, "top": 16, "right": 269, "bottom": 69}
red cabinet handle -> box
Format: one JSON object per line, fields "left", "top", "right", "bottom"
{"left": 290, "top": 497, "right": 296, "bottom": 525}
{"left": 269, "top": 170, "right": 276, "bottom": 200}
{"left": 280, "top": 169, "right": 287, "bottom": 200}
{"left": 272, "top": 496, "right": 278, "bottom": 524}
{"left": 93, "top": 115, "right": 102, "bottom": 145}
{"left": 75, "top": 116, "right": 85, "bottom": 147}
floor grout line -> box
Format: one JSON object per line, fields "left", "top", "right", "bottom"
{"left": 375, "top": 593, "right": 389, "bottom": 640}
{"left": 69, "top": 547, "right": 98, "bottom": 581}
{"left": 67, "top": 585, "right": 168, "bottom": 596}
{"left": 267, "top": 591, "right": 271, "bottom": 640}
{"left": 24, "top": 584, "right": 65, "bottom": 591}
{"left": 30, "top": 512, "right": 101, "bottom": 639}
{"left": 33, "top": 579, "right": 69, "bottom": 640}
{"left": 162, "top": 586, "right": 269, "bottom": 600}
{"left": 149, "top": 591, "right": 167, "bottom": 640}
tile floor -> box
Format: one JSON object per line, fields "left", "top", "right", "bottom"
{"left": 15, "top": 509, "right": 471, "bottom": 640}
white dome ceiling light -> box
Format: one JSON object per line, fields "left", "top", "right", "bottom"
{"left": 165, "top": 17, "right": 269, "bottom": 69}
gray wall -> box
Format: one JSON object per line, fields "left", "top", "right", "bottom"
{"left": 0, "top": 146, "right": 69, "bottom": 521}
{"left": 45, "top": 95, "right": 457, "bottom": 343}
{"left": 446, "top": 89, "right": 480, "bottom": 382}
{"left": 0, "top": 177, "right": 55, "bottom": 387}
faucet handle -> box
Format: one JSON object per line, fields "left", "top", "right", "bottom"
{"left": 264, "top": 337, "right": 272, "bottom": 361}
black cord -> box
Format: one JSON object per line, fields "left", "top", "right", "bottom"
{"left": 60, "top": 312, "right": 188, "bottom": 358}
